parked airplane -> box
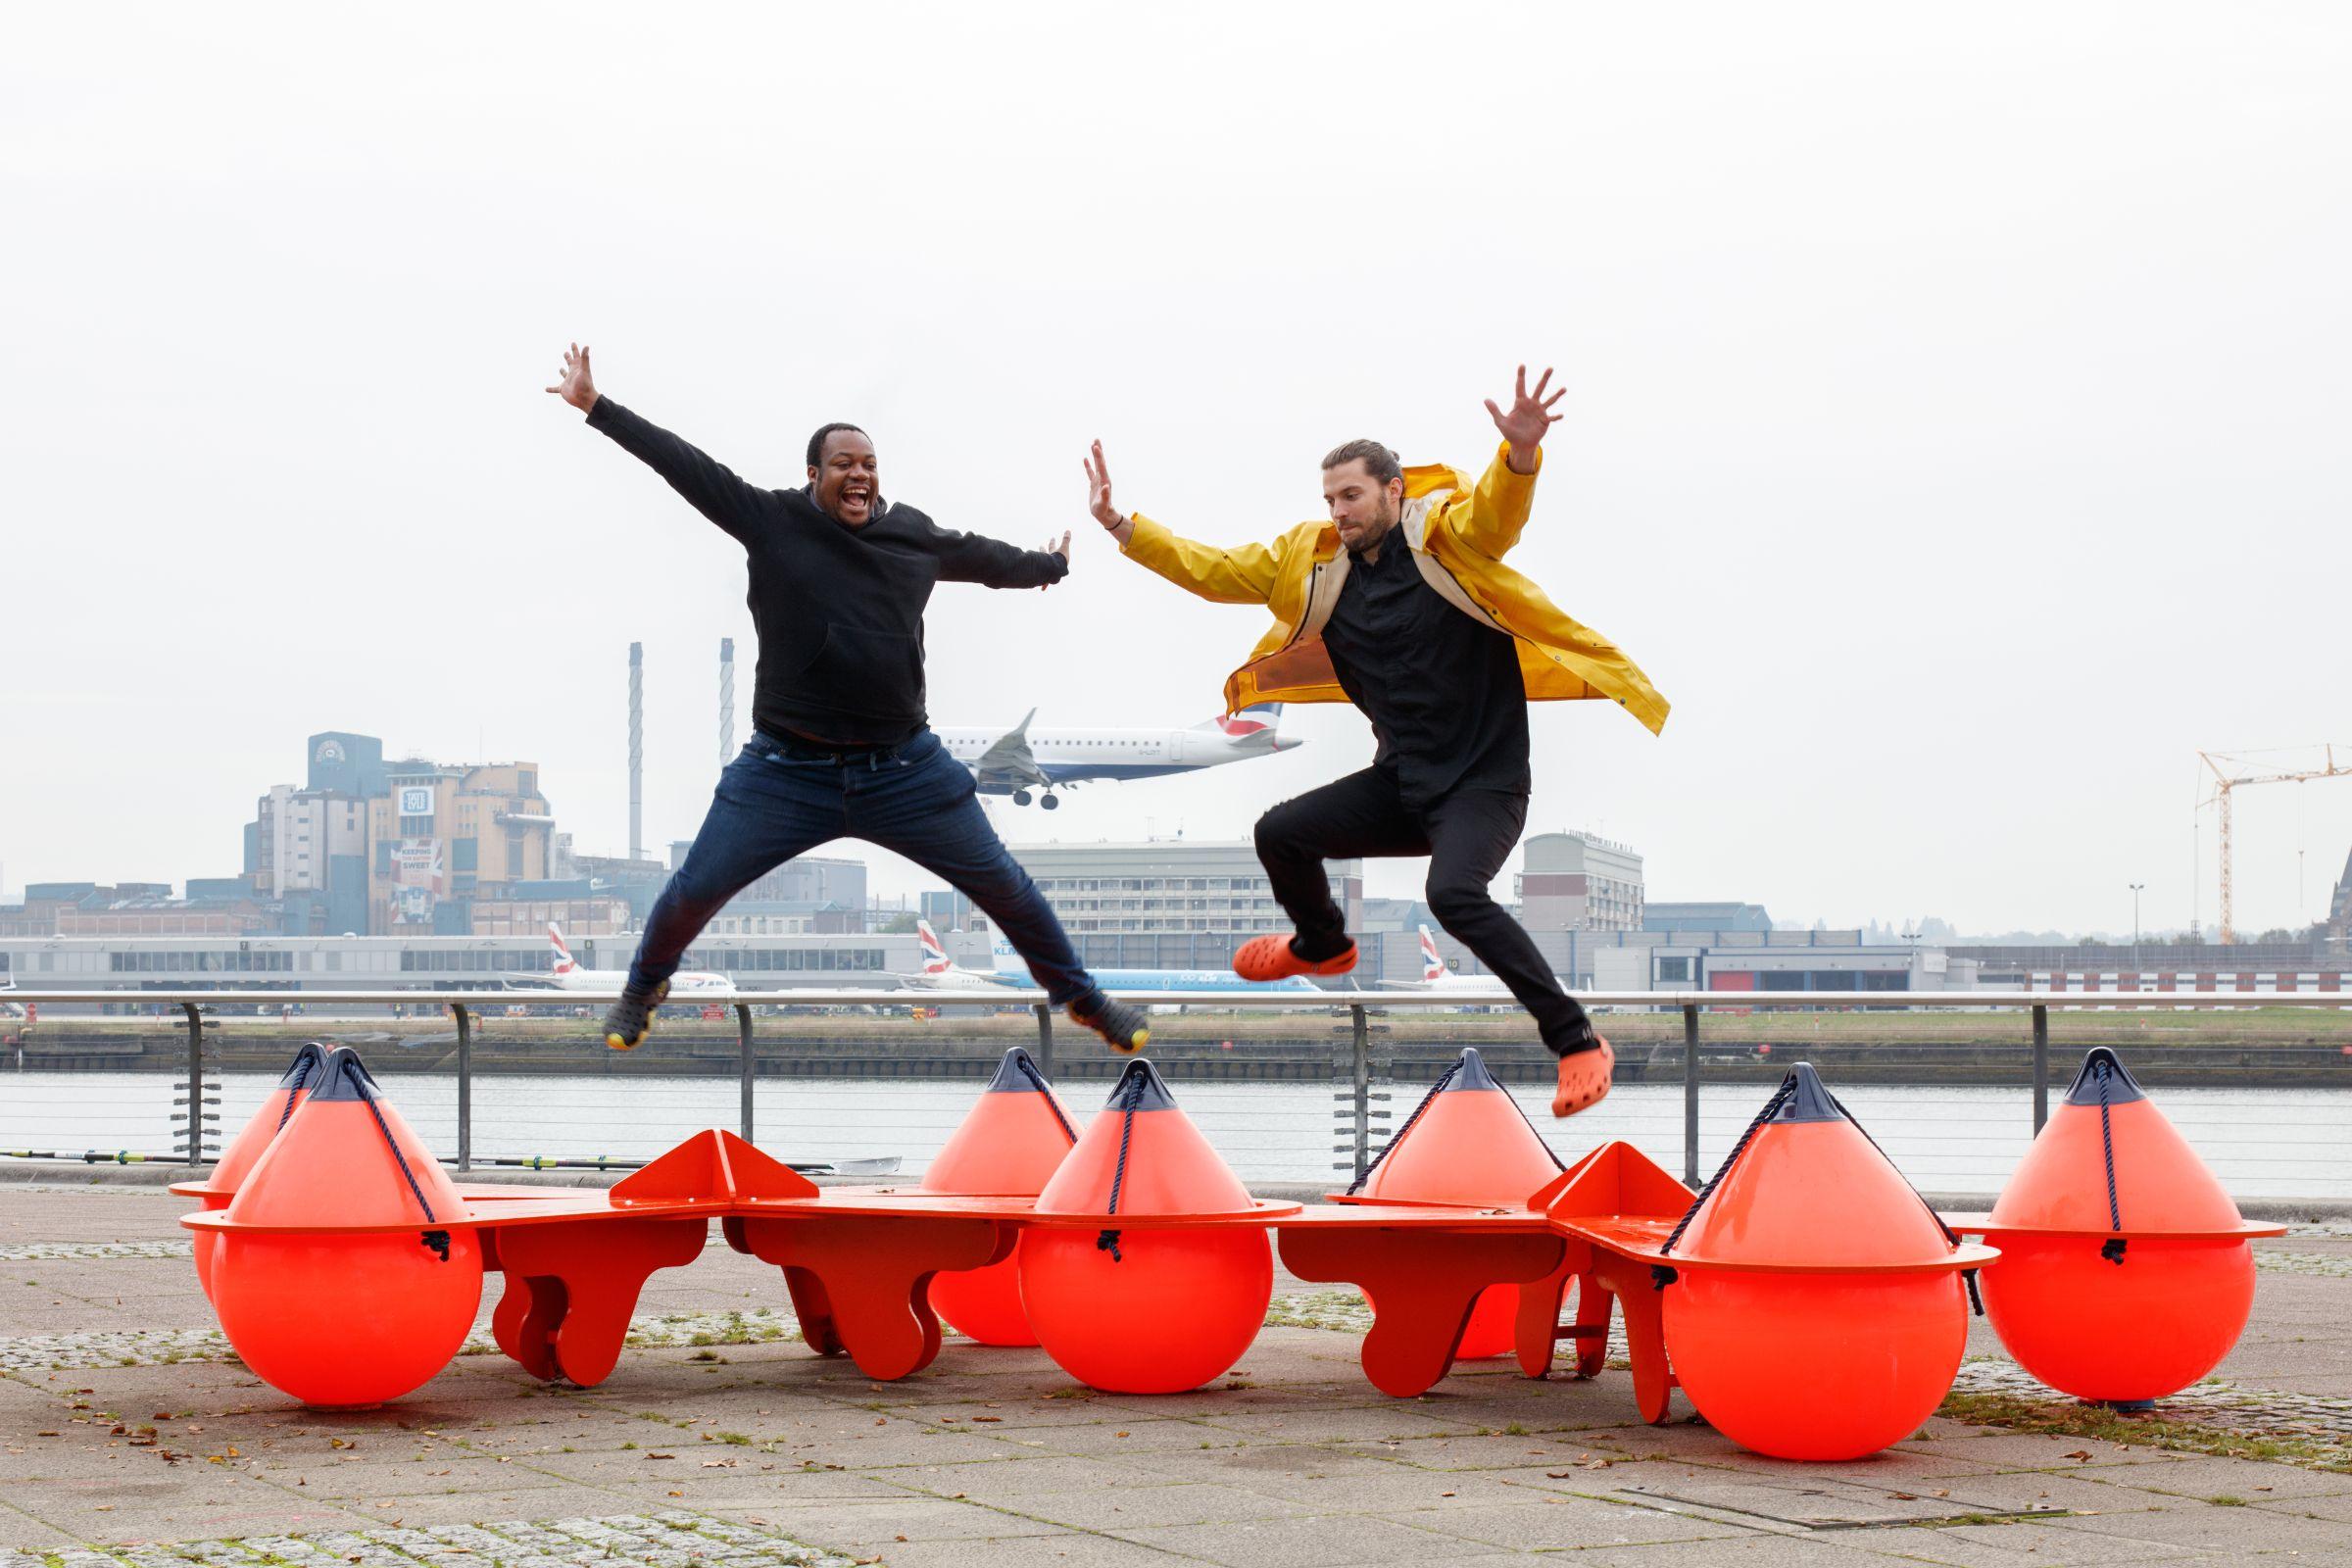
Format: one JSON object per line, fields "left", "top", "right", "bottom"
{"left": 1393, "top": 924, "right": 1515, "bottom": 995}
{"left": 984, "top": 933, "right": 1322, "bottom": 995}
{"left": 501, "top": 924, "right": 733, "bottom": 995}
{"left": 898, "top": 919, "right": 1007, "bottom": 991}
{"left": 889, "top": 920, "right": 1324, "bottom": 996}
{"left": 938, "top": 704, "right": 1299, "bottom": 808}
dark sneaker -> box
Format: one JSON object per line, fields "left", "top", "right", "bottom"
{"left": 1067, "top": 991, "right": 1151, "bottom": 1055}
{"left": 603, "top": 979, "right": 669, "bottom": 1053}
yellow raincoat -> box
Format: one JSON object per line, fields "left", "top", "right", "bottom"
{"left": 1119, "top": 444, "right": 1670, "bottom": 735}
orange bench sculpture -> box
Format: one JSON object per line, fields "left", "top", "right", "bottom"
{"left": 176, "top": 1041, "right": 2274, "bottom": 1462}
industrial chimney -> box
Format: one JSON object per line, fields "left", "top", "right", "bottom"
{"left": 628, "top": 641, "right": 645, "bottom": 861}
{"left": 719, "top": 637, "right": 736, "bottom": 767}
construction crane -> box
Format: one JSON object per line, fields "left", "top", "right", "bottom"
{"left": 2197, "top": 746, "right": 2352, "bottom": 944}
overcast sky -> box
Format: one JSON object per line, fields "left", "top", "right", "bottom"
{"left": 3, "top": 3, "right": 2346, "bottom": 937}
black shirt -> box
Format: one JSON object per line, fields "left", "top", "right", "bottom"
{"left": 588, "top": 398, "right": 1067, "bottom": 746}
{"left": 1318, "top": 532, "right": 1531, "bottom": 808}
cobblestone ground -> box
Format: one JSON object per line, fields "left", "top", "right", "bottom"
{"left": 0, "top": 1512, "right": 850, "bottom": 1568}
{"left": 0, "top": 1313, "right": 805, "bottom": 1374}
{"left": 0, "top": 1244, "right": 192, "bottom": 1263}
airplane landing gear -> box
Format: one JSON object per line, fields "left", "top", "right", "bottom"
{"left": 1012, "top": 789, "right": 1034, "bottom": 807}
{"left": 1041, "top": 793, "right": 1060, "bottom": 810}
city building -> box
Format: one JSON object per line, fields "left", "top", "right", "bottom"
{"left": 0, "top": 929, "right": 924, "bottom": 997}
{"left": 1002, "top": 839, "right": 1362, "bottom": 970}
{"left": 1645, "top": 902, "right": 1772, "bottom": 934}
{"left": 366, "top": 760, "right": 554, "bottom": 932}
{"left": 1515, "top": 832, "right": 1644, "bottom": 934}
{"left": 1582, "top": 928, "right": 1970, "bottom": 993}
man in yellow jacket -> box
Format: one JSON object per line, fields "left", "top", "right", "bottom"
{"left": 1084, "top": 368, "right": 1669, "bottom": 1116}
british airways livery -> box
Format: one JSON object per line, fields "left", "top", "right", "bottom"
{"left": 902, "top": 920, "right": 1320, "bottom": 995}
{"left": 939, "top": 705, "right": 1298, "bottom": 808}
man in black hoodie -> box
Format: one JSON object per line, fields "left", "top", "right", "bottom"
{"left": 547, "top": 343, "right": 1148, "bottom": 1056}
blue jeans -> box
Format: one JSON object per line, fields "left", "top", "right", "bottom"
{"left": 625, "top": 728, "right": 1095, "bottom": 1004}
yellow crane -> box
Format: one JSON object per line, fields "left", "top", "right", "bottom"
{"left": 2197, "top": 746, "right": 2352, "bottom": 944}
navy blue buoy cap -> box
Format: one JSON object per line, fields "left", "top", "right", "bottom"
{"left": 1768, "top": 1061, "right": 1843, "bottom": 1123}
{"left": 1102, "top": 1055, "right": 1179, "bottom": 1110}
{"left": 1439, "top": 1047, "right": 1502, "bottom": 1092}
{"left": 2065, "top": 1047, "right": 2147, "bottom": 1105}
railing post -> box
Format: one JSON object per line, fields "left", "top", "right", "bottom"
{"left": 1350, "top": 1004, "right": 1371, "bottom": 1182}
{"left": 1683, "top": 1003, "right": 1701, "bottom": 1187}
{"left": 451, "top": 1003, "right": 471, "bottom": 1173}
{"left": 179, "top": 1003, "right": 205, "bottom": 1167}
{"left": 2032, "top": 1003, "right": 2049, "bottom": 1134}
{"left": 1032, "top": 1003, "right": 1054, "bottom": 1080}
{"left": 737, "top": 1004, "right": 757, "bottom": 1144}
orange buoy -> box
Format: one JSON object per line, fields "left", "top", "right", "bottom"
{"left": 1657, "top": 1063, "right": 1986, "bottom": 1461}
{"left": 1354, "top": 1048, "right": 1564, "bottom": 1357}
{"left": 209, "top": 1048, "right": 481, "bottom": 1407}
{"left": 1979, "top": 1049, "right": 2262, "bottom": 1404}
{"left": 193, "top": 1042, "right": 329, "bottom": 1298}
{"left": 923, "top": 1047, "right": 1081, "bottom": 1346}
{"left": 1019, "top": 1058, "right": 1271, "bottom": 1393}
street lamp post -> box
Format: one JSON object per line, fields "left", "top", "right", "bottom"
{"left": 2130, "top": 883, "right": 2145, "bottom": 976}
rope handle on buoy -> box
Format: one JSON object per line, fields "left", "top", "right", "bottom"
{"left": 339, "top": 1055, "right": 451, "bottom": 1263}
{"left": 1658, "top": 1074, "right": 1799, "bottom": 1261}
{"left": 1345, "top": 1057, "right": 1462, "bottom": 1196}
{"left": 275, "top": 1051, "right": 318, "bottom": 1133}
{"left": 2096, "top": 1056, "right": 2127, "bottom": 1266}
{"left": 1096, "top": 1071, "right": 1147, "bottom": 1264}
{"left": 1015, "top": 1054, "right": 1080, "bottom": 1145}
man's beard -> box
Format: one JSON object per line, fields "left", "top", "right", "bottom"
{"left": 1346, "top": 504, "right": 1399, "bottom": 554}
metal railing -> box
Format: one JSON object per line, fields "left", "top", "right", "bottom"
{"left": 8, "top": 986, "right": 2351, "bottom": 1186}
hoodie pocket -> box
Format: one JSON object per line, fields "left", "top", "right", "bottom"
{"left": 796, "top": 622, "right": 925, "bottom": 717}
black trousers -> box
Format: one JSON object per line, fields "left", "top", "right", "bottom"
{"left": 1253, "top": 765, "right": 1587, "bottom": 1054}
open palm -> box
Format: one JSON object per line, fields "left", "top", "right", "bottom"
{"left": 1485, "top": 365, "right": 1563, "bottom": 453}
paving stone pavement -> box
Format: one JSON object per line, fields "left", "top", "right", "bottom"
{"left": 6, "top": 1185, "right": 2352, "bottom": 1565}
{"left": 0, "top": 1511, "right": 851, "bottom": 1568}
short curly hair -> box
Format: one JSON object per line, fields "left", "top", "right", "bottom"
{"left": 1320, "top": 439, "right": 1401, "bottom": 485}
{"left": 806, "top": 421, "right": 870, "bottom": 467}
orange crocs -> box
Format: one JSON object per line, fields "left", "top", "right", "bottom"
{"left": 1551, "top": 1035, "right": 1616, "bottom": 1117}
{"left": 1232, "top": 934, "right": 1358, "bottom": 982}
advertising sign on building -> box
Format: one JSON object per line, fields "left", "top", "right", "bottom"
{"left": 398, "top": 786, "right": 434, "bottom": 815}
{"left": 393, "top": 839, "right": 445, "bottom": 891}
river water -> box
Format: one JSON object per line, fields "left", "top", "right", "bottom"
{"left": 5, "top": 1071, "right": 2347, "bottom": 1199}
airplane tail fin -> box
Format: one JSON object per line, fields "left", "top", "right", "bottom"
{"left": 915, "top": 918, "right": 952, "bottom": 975}
{"left": 548, "top": 921, "right": 577, "bottom": 976}
{"left": 1201, "top": 701, "right": 1283, "bottom": 739}
{"left": 1418, "top": 923, "right": 1446, "bottom": 982}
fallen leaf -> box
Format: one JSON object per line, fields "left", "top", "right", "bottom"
{"left": 2063, "top": 1449, "right": 2092, "bottom": 1461}
{"left": 970, "top": 1415, "right": 1002, "bottom": 1423}
{"left": 647, "top": 1451, "right": 676, "bottom": 1460}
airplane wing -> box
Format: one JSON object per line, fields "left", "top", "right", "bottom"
{"left": 971, "top": 708, "right": 1048, "bottom": 791}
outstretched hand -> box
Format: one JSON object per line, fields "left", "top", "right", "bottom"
{"left": 546, "top": 342, "right": 599, "bottom": 414}
{"left": 1485, "top": 365, "right": 1563, "bottom": 473}
{"left": 1040, "top": 529, "right": 1071, "bottom": 589}
{"left": 1083, "top": 440, "right": 1135, "bottom": 546}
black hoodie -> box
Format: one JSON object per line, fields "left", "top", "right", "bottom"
{"left": 588, "top": 398, "right": 1066, "bottom": 746}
